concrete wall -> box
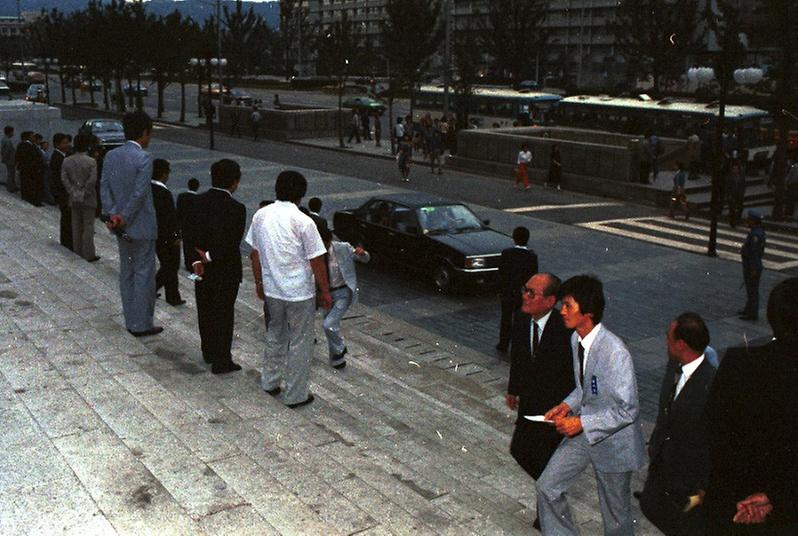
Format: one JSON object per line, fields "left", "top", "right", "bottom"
{"left": 219, "top": 106, "right": 342, "bottom": 141}
{"left": 0, "top": 101, "right": 62, "bottom": 139}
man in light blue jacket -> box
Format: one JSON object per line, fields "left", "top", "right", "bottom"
{"left": 100, "top": 111, "right": 161, "bottom": 337}
{"left": 320, "top": 228, "right": 369, "bottom": 369}
{"left": 538, "top": 275, "right": 646, "bottom": 536}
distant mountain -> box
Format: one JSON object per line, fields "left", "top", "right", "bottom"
{"left": 0, "top": 0, "right": 280, "bottom": 28}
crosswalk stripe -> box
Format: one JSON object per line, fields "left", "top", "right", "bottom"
{"left": 578, "top": 217, "right": 798, "bottom": 271}
{"left": 504, "top": 202, "right": 621, "bottom": 213}
{"left": 643, "top": 216, "right": 798, "bottom": 244}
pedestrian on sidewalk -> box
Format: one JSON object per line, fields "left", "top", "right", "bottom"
{"left": 176, "top": 177, "right": 200, "bottom": 272}
{"left": 319, "top": 227, "right": 370, "bottom": 369}
{"left": 151, "top": 159, "right": 184, "bottom": 306}
{"left": 50, "top": 133, "right": 73, "bottom": 251}
{"left": 507, "top": 272, "right": 573, "bottom": 532}
{"left": 347, "top": 110, "right": 362, "bottom": 144}
{"left": 648, "top": 131, "right": 662, "bottom": 182}
{"left": 546, "top": 143, "right": 562, "bottom": 190}
{"left": 360, "top": 109, "right": 371, "bottom": 140}
{"left": 35, "top": 134, "right": 55, "bottom": 206}
{"left": 100, "top": 110, "right": 162, "bottom": 338}
{"left": 738, "top": 210, "right": 765, "bottom": 321}
{"left": 1, "top": 125, "right": 16, "bottom": 192}
{"left": 373, "top": 113, "right": 382, "bottom": 147}
{"left": 185, "top": 159, "right": 247, "bottom": 374}
{"left": 397, "top": 134, "right": 412, "bottom": 181}
{"left": 537, "top": 275, "right": 646, "bottom": 536}
{"left": 669, "top": 162, "right": 690, "bottom": 219}
{"left": 393, "top": 117, "right": 404, "bottom": 152}
{"left": 496, "top": 226, "right": 538, "bottom": 354}
{"left": 16, "top": 131, "right": 44, "bottom": 206}
{"left": 686, "top": 131, "right": 702, "bottom": 181}
{"left": 428, "top": 127, "right": 443, "bottom": 175}
{"left": 639, "top": 313, "right": 715, "bottom": 536}
{"left": 62, "top": 133, "right": 100, "bottom": 263}
{"left": 515, "top": 142, "right": 532, "bottom": 190}
{"left": 246, "top": 170, "right": 331, "bottom": 408}
{"left": 249, "top": 105, "right": 262, "bottom": 141}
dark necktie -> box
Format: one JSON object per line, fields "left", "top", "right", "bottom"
{"left": 666, "top": 364, "right": 683, "bottom": 415}
{"left": 578, "top": 343, "right": 585, "bottom": 386}
{"left": 532, "top": 321, "right": 539, "bottom": 355}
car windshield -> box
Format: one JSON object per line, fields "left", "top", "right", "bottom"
{"left": 417, "top": 205, "right": 483, "bottom": 234}
{"left": 92, "top": 121, "right": 123, "bottom": 132}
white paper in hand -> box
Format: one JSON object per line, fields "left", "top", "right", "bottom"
{"left": 524, "top": 415, "right": 554, "bottom": 424}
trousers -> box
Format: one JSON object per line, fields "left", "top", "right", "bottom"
{"left": 323, "top": 287, "right": 353, "bottom": 361}
{"left": 261, "top": 297, "right": 315, "bottom": 405}
{"left": 156, "top": 241, "right": 182, "bottom": 302}
{"left": 117, "top": 238, "right": 156, "bottom": 332}
{"left": 71, "top": 203, "right": 96, "bottom": 260}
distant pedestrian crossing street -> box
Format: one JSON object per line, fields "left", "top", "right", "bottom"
{"left": 577, "top": 216, "right": 798, "bottom": 271}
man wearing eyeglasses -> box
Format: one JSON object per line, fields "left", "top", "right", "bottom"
{"left": 507, "top": 272, "right": 574, "bottom": 531}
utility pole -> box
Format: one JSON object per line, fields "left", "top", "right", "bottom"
{"left": 217, "top": 0, "right": 223, "bottom": 91}
{"left": 442, "top": 0, "right": 452, "bottom": 116}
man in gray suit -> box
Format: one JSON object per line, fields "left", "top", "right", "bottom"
{"left": 538, "top": 275, "right": 646, "bottom": 536}
{"left": 100, "top": 111, "right": 162, "bottom": 337}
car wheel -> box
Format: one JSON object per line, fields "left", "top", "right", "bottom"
{"left": 432, "top": 264, "right": 453, "bottom": 293}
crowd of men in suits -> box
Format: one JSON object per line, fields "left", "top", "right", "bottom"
{"left": 497, "top": 229, "right": 797, "bottom": 535}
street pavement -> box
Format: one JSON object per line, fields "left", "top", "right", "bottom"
{"left": 2, "top": 109, "right": 794, "bottom": 534}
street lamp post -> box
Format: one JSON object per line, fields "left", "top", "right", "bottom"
{"left": 688, "top": 66, "right": 763, "bottom": 256}
{"left": 189, "top": 58, "right": 206, "bottom": 117}
{"left": 207, "top": 57, "right": 227, "bottom": 151}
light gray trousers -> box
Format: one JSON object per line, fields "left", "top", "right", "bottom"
{"left": 323, "top": 287, "right": 353, "bottom": 361}
{"left": 117, "top": 237, "right": 156, "bottom": 332}
{"left": 261, "top": 297, "right": 315, "bottom": 405}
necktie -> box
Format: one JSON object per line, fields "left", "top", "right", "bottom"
{"left": 666, "top": 364, "right": 683, "bottom": 415}
{"left": 578, "top": 343, "right": 585, "bottom": 386}
{"left": 532, "top": 322, "right": 539, "bottom": 355}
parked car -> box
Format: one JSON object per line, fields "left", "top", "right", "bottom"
{"left": 200, "top": 83, "right": 229, "bottom": 100}
{"left": 0, "top": 80, "right": 10, "bottom": 99}
{"left": 342, "top": 96, "right": 385, "bottom": 114}
{"left": 78, "top": 119, "right": 126, "bottom": 150}
{"left": 333, "top": 193, "right": 514, "bottom": 292}
{"left": 25, "top": 84, "right": 47, "bottom": 103}
{"left": 122, "top": 83, "right": 148, "bottom": 97}
{"left": 80, "top": 79, "right": 103, "bottom": 92}
{"left": 222, "top": 88, "right": 253, "bottom": 106}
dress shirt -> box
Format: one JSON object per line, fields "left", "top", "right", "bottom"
{"left": 151, "top": 180, "right": 168, "bottom": 189}
{"left": 210, "top": 187, "right": 232, "bottom": 197}
{"left": 674, "top": 354, "right": 705, "bottom": 399}
{"left": 517, "top": 150, "right": 532, "bottom": 165}
{"left": 530, "top": 310, "right": 553, "bottom": 351}
{"left": 577, "top": 323, "right": 602, "bottom": 374}
{"left": 327, "top": 244, "right": 346, "bottom": 288}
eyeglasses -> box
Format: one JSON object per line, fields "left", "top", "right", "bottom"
{"left": 522, "top": 286, "right": 541, "bottom": 298}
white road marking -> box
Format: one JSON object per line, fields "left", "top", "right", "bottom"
{"left": 578, "top": 216, "right": 798, "bottom": 271}
{"left": 504, "top": 202, "right": 622, "bottom": 213}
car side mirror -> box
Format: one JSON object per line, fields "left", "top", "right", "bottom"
{"left": 482, "top": 219, "right": 490, "bottom": 226}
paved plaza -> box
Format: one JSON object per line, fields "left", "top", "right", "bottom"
{"left": 0, "top": 125, "right": 793, "bottom": 534}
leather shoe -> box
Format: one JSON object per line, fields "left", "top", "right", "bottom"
{"left": 87, "top": 256, "right": 101, "bottom": 263}
{"left": 331, "top": 360, "right": 346, "bottom": 370}
{"left": 287, "top": 394, "right": 314, "bottom": 409}
{"left": 264, "top": 386, "right": 281, "bottom": 396}
{"left": 212, "top": 361, "right": 242, "bottom": 374}
{"left": 533, "top": 516, "right": 541, "bottom": 531}
{"left": 739, "top": 314, "right": 758, "bottom": 321}
{"left": 167, "top": 298, "right": 186, "bottom": 306}
{"left": 128, "top": 326, "right": 164, "bottom": 337}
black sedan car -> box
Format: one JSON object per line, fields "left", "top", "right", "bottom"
{"left": 333, "top": 193, "right": 514, "bottom": 292}
{"left": 78, "top": 119, "right": 126, "bottom": 150}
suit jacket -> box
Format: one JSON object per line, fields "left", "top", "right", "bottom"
{"left": 151, "top": 182, "right": 179, "bottom": 245}
{"left": 498, "top": 247, "right": 538, "bottom": 303}
{"left": 705, "top": 340, "right": 798, "bottom": 533}
{"left": 562, "top": 325, "right": 647, "bottom": 472}
{"left": 61, "top": 153, "right": 98, "bottom": 208}
{"left": 647, "top": 358, "right": 715, "bottom": 500}
{"left": 1, "top": 136, "right": 14, "bottom": 164}
{"left": 49, "top": 150, "right": 68, "bottom": 205}
{"left": 15, "top": 140, "right": 41, "bottom": 177}
{"left": 508, "top": 310, "right": 574, "bottom": 478}
{"left": 310, "top": 211, "right": 330, "bottom": 236}
{"left": 329, "top": 240, "right": 370, "bottom": 304}
{"left": 183, "top": 188, "right": 246, "bottom": 283}
{"left": 100, "top": 141, "right": 156, "bottom": 240}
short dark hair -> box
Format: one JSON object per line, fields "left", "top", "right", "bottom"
{"left": 122, "top": 110, "right": 153, "bottom": 141}
{"left": 152, "top": 158, "right": 170, "bottom": 180}
{"left": 673, "top": 312, "right": 710, "bottom": 353}
{"left": 512, "top": 226, "right": 530, "bottom": 246}
{"left": 20, "top": 130, "right": 31, "bottom": 141}
{"left": 275, "top": 170, "right": 307, "bottom": 202}
{"left": 187, "top": 177, "right": 200, "bottom": 191}
{"left": 308, "top": 197, "right": 322, "bottom": 213}
{"left": 52, "top": 133, "right": 68, "bottom": 146}
{"left": 210, "top": 159, "right": 241, "bottom": 189}
{"left": 560, "top": 275, "right": 605, "bottom": 323}
{"left": 767, "top": 278, "right": 798, "bottom": 342}
{"left": 32, "top": 133, "right": 43, "bottom": 142}
{"left": 4, "top": 126, "right": 13, "bottom": 135}
{"left": 73, "top": 133, "right": 93, "bottom": 152}
{"left": 539, "top": 273, "right": 562, "bottom": 298}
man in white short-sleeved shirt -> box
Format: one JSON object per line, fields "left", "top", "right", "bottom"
{"left": 246, "top": 170, "right": 331, "bottom": 408}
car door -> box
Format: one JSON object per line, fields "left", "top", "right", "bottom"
{"left": 356, "top": 200, "right": 396, "bottom": 258}
{"left": 388, "top": 205, "right": 424, "bottom": 269}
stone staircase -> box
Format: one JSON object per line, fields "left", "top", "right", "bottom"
{"left": 0, "top": 191, "right": 660, "bottom": 535}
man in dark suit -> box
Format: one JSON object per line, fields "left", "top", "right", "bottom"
{"left": 176, "top": 177, "right": 200, "bottom": 272}
{"left": 307, "top": 196, "right": 329, "bottom": 235}
{"left": 496, "top": 226, "right": 538, "bottom": 353}
{"left": 507, "top": 272, "right": 574, "bottom": 531}
{"left": 704, "top": 278, "right": 798, "bottom": 535}
{"left": 151, "top": 158, "right": 184, "bottom": 306}
{"left": 49, "top": 133, "right": 73, "bottom": 250}
{"left": 184, "top": 159, "right": 246, "bottom": 375}
{"left": 16, "top": 131, "right": 44, "bottom": 206}
{"left": 640, "top": 312, "right": 716, "bottom": 536}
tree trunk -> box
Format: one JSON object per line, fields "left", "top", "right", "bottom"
{"left": 179, "top": 74, "right": 186, "bottom": 123}
{"left": 89, "top": 74, "right": 96, "bottom": 108}
{"left": 103, "top": 74, "right": 110, "bottom": 111}
{"left": 58, "top": 72, "right": 66, "bottom": 103}
{"left": 338, "top": 75, "right": 345, "bottom": 148}
{"left": 70, "top": 72, "right": 77, "bottom": 106}
{"left": 115, "top": 74, "right": 126, "bottom": 113}
{"left": 136, "top": 72, "right": 143, "bottom": 110}
{"left": 157, "top": 78, "right": 165, "bottom": 119}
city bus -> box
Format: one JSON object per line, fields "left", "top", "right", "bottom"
{"left": 415, "top": 85, "right": 563, "bottom": 128}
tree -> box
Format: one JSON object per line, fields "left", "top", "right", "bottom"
{"left": 477, "top": 0, "right": 548, "bottom": 88}
{"left": 451, "top": 22, "right": 484, "bottom": 134}
{"left": 609, "top": 0, "right": 705, "bottom": 93}
{"left": 279, "top": 0, "right": 309, "bottom": 78}
{"left": 223, "top": 0, "right": 273, "bottom": 85}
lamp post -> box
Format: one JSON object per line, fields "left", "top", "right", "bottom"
{"left": 189, "top": 58, "right": 206, "bottom": 117}
{"left": 207, "top": 57, "right": 227, "bottom": 151}
{"left": 688, "top": 65, "right": 763, "bottom": 256}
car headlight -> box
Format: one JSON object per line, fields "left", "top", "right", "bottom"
{"left": 465, "top": 257, "right": 486, "bottom": 269}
